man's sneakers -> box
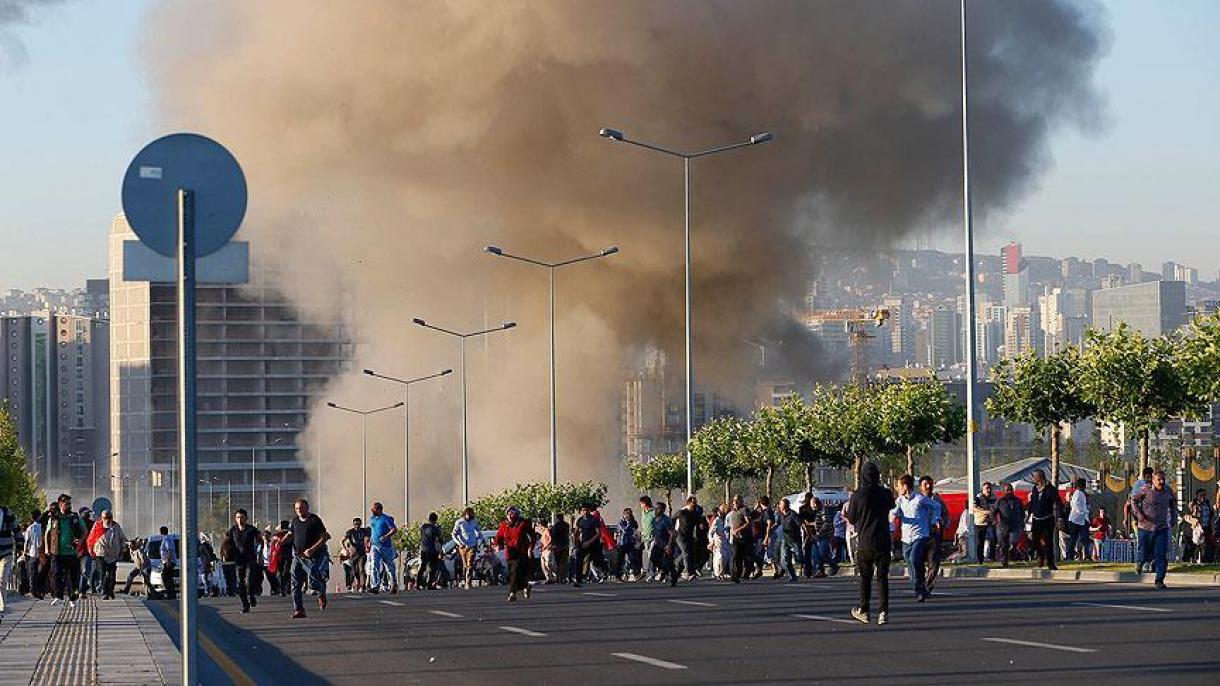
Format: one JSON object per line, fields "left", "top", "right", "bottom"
{"left": 291, "top": 609, "right": 306, "bottom": 619}
{"left": 507, "top": 592, "right": 517, "bottom": 603}
{"left": 877, "top": 611, "right": 889, "bottom": 625}
{"left": 523, "top": 585, "right": 531, "bottom": 600}
{"left": 250, "top": 595, "right": 257, "bottom": 608}
{"left": 68, "top": 600, "right": 77, "bottom": 609}
{"left": 1155, "top": 581, "right": 1167, "bottom": 589}
{"left": 318, "top": 594, "right": 328, "bottom": 610}
{"left": 241, "top": 606, "right": 250, "bottom": 614}
{"left": 49, "top": 598, "right": 61, "bottom": 607}
{"left": 850, "top": 607, "right": 869, "bottom": 624}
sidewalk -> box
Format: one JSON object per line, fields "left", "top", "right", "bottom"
{"left": 941, "top": 564, "right": 1220, "bottom": 586}
{"left": 0, "top": 594, "right": 181, "bottom": 686}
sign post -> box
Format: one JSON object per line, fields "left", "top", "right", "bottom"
{"left": 122, "top": 133, "right": 246, "bottom": 686}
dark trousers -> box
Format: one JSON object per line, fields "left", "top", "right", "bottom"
{"left": 925, "top": 533, "right": 943, "bottom": 591}
{"left": 995, "top": 526, "right": 1019, "bottom": 566}
{"left": 122, "top": 564, "right": 150, "bottom": 594}
{"left": 574, "top": 543, "right": 604, "bottom": 582}
{"left": 801, "top": 537, "right": 816, "bottom": 577}
{"left": 53, "top": 554, "right": 81, "bottom": 600}
{"left": 506, "top": 554, "right": 529, "bottom": 593}
{"left": 974, "top": 525, "right": 992, "bottom": 562}
{"left": 731, "top": 537, "right": 752, "bottom": 582}
{"left": 236, "top": 564, "right": 254, "bottom": 609}
{"left": 1030, "top": 519, "right": 1057, "bottom": 568}
{"left": 100, "top": 560, "right": 118, "bottom": 598}
{"left": 674, "top": 537, "right": 695, "bottom": 577}
{"left": 417, "top": 551, "right": 441, "bottom": 588}
{"left": 648, "top": 543, "right": 672, "bottom": 582}
{"left": 553, "top": 548, "right": 569, "bottom": 583}
{"left": 162, "top": 563, "right": 178, "bottom": 599}
{"left": 856, "top": 548, "right": 890, "bottom": 614}
{"left": 222, "top": 564, "right": 237, "bottom": 596}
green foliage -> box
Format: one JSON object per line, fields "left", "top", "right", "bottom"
{"left": 0, "top": 401, "right": 42, "bottom": 518}
{"left": 688, "top": 416, "right": 753, "bottom": 488}
{"left": 878, "top": 381, "right": 967, "bottom": 460}
{"left": 1179, "top": 313, "right": 1220, "bottom": 404}
{"left": 390, "top": 481, "right": 608, "bottom": 556}
{"left": 987, "top": 347, "right": 1094, "bottom": 429}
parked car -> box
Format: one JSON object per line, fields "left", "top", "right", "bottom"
{"left": 143, "top": 534, "right": 205, "bottom": 598}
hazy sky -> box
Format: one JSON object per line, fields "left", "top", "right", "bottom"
{"left": 1, "top": 0, "right": 1216, "bottom": 291}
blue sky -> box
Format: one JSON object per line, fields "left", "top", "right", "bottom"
{"left": 1, "top": 1, "right": 1217, "bottom": 291}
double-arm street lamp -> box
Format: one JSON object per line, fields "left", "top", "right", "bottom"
{"left": 362, "top": 367, "right": 453, "bottom": 521}
{"left": 597, "top": 126, "right": 773, "bottom": 496}
{"left": 326, "top": 401, "right": 405, "bottom": 511}
{"left": 412, "top": 318, "right": 517, "bottom": 504}
{"left": 484, "top": 245, "right": 619, "bottom": 486}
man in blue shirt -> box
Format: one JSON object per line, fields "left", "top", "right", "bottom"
{"left": 367, "top": 502, "right": 399, "bottom": 594}
{"left": 890, "top": 474, "right": 933, "bottom": 602}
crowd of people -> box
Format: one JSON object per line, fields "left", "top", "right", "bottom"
{"left": 1, "top": 464, "right": 1215, "bottom": 624}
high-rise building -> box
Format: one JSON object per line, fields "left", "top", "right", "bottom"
{"left": 108, "top": 215, "right": 352, "bottom": 533}
{"left": 1091, "top": 280, "right": 1187, "bottom": 337}
{"left": 1039, "top": 286, "right": 1089, "bottom": 354}
{"left": 1126, "top": 263, "right": 1143, "bottom": 284}
{"left": 1162, "top": 261, "right": 1180, "bottom": 282}
{"left": 1001, "top": 242, "right": 1029, "bottom": 308}
{"left": 2, "top": 312, "right": 109, "bottom": 494}
{"left": 880, "top": 295, "right": 914, "bottom": 366}
{"left": 1004, "top": 305, "right": 1039, "bottom": 359}
{"left": 927, "top": 306, "right": 960, "bottom": 369}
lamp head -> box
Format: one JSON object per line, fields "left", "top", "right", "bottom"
{"left": 503, "top": 321, "right": 518, "bottom": 330}
{"left": 602, "top": 246, "right": 620, "bottom": 256}
{"left": 394, "top": 401, "right": 405, "bottom": 408}
{"left": 750, "top": 132, "right": 774, "bottom": 145}
{"left": 484, "top": 246, "right": 503, "bottom": 255}
{"left": 599, "top": 127, "right": 624, "bottom": 141}
{"left": 326, "top": 402, "right": 337, "bottom": 408}
{"left": 362, "top": 369, "right": 375, "bottom": 376}
{"left": 442, "top": 369, "right": 454, "bottom": 376}
{"left": 412, "top": 318, "right": 426, "bottom": 326}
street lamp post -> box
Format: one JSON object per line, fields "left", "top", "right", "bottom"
{"left": 199, "top": 479, "right": 214, "bottom": 527}
{"left": 362, "top": 368, "right": 452, "bottom": 521}
{"left": 326, "top": 401, "right": 404, "bottom": 511}
{"left": 412, "top": 318, "right": 516, "bottom": 504}
{"left": 266, "top": 483, "right": 282, "bottom": 522}
{"left": 597, "top": 126, "right": 773, "bottom": 496}
{"left": 483, "top": 245, "right": 619, "bottom": 486}
{"left": 960, "top": 0, "right": 982, "bottom": 561}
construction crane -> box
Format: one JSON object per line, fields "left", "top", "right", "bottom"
{"left": 846, "top": 308, "right": 890, "bottom": 387}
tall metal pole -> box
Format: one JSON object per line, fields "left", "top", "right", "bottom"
{"left": 683, "top": 157, "right": 694, "bottom": 497}
{"left": 251, "top": 446, "right": 256, "bottom": 523}
{"left": 460, "top": 337, "right": 469, "bottom": 504}
{"left": 316, "top": 430, "right": 322, "bottom": 517}
{"left": 961, "top": 0, "right": 982, "bottom": 562}
{"left": 176, "top": 188, "right": 199, "bottom": 686}
{"left": 362, "top": 413, "right": 368, "bottom": 511}
{"left": 403, "top": 385, "right": 411, "bottom": 520}
{"left": 548, "top": 268, "right": 558, "bottom": 485}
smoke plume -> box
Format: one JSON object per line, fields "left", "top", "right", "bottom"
{"left": 141, "top": 0, "right": 1108, "bottom": 516}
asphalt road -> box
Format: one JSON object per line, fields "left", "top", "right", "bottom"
{"left": 148, "top": 575, "right": 1220, "bottom": 685}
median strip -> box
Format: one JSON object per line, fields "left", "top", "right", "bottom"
{"left": 499, "top": 626, "right": 547, "bottom": 637}
{"left": 1073, "top": 602, "right": 1171, "bottom": 613}
{"left": 611, "top": 653, "right": 687, "bottom": 670}
{"left": 982, "top": 637, "right": 1097, "bottom": 653}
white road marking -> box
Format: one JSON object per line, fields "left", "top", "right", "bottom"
{"left": 1073, "top": 602, "right": 1171, "bottom": 613}
{"left": 611, "top": 653, "right": 688, "bottom": 670}
{"left": 791, "top": 613, "right": 858, "bottom": 625}
{"left": 982, "top": 637, "right": 1097, "bottom": 654}
{"left": 582, "top": 592, "right": 618, "bottom": 597}
{"left": 378, "top": 600, "right": 404, "bottom": 607}
{"left": 668, "top": 599, "right": 716, "bottom": 607}
{"left": 499, "top": 625, "right": 547, "bottom": 638}
{"left": 932, "top": 590, "right": 972, "bottom": 596}
{"left": 428, "top": 610, "right": 464, "bottom": 618}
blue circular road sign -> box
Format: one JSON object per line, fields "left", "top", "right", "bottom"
{"left": 120, "top": 133, "right": 247, "bottom": 258}
{"left": 91, "top": 497, "right": 113, "bottom": 516}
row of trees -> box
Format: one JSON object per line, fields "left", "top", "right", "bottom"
{"left": 988, "top": 314, "right": 1220, "bottom": 481}
{"left": 630, "top": 381, "right": 966, "bottom": 507}
{"left": 0, "top": 401, "right": 41, "bottom": 517}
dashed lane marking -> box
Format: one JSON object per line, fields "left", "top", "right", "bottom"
{"left": 611, "top": 653, "right": 688, "bottom": 670}
{"left": 791, "top": 613, "right": 858, "bottom": 625}
{"left": 428, "top": 610, "right": 464, "bottom": 618}
{"left": 378, "top": 600, "right": 405, "bottom": 607}
{"left": 667, "top": 599, "right": 716, "bottom": 607}
{"left": 982, "top": 637, "right": 1097, "bottom": 653}
{"left": 582, "top": 592, "right": 618, "bottom": 597}
{"left": 1073, "top": 602, "right": 1171, "bottom": 613}
{"left": 499, "top": 626, "right": 547, "bottom": 637}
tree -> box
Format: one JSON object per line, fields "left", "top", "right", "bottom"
{"left": 0, "top": 401, "right": 42, "bottom": 518}
{"left": 806, "top": 385, "right": 884, "bottom": 487}
{"left": 689, "top": 416, "right": 752, "bottom": 503}
{"left": 1179, "top": 313, "right": 1220, "bottom": 404}
{"left": 628, "top": 453, "right": 700, "bottom": 510}
{"left": 987, "top": 347, "right": 1094, "bottom": 484}
{"left": 744, "top": 403, "right": 802, "bottom": 499}
{"left": 1078, "top": 323, "right": 1201, "bottom": 474}
{"left": 878, "top": 381, "right": 967, "bottom": 476}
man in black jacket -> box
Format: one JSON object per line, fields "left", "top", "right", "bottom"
{"left": 227, "top": 508, "right": 261, "bottom": 613}
{"left": 1026, "top": 469, "right": 1060, "bottom": 570}
{"left": 846, "top": 462, "right": 897, "bottom": 625}
{"left": 991, "top": 483, "right": 1025, "bottom": 567}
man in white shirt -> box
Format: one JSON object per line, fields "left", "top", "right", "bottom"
{"left": 1067, "top": 478, "right": 1091, "bottom": 561}
{"left": 23, "top": 512, "right": 44, "bottom": 599}
{"left": 890, "top": 474, "right": 934, "bottom": 602}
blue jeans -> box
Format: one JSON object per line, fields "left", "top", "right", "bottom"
{"left": 810, "top": 539, "right": 834, "bottom": 573}
{"left": 291, "top": 554, "right": 329, "bottom": 611}
{"left": 903, "top": 538, "right": 930, "bottom": 597}
{"left": 371, "top": 547, "right": 397, "bottom": 590}
{"left": 1137, "top": 528, "right": 1169, "bottom": 583}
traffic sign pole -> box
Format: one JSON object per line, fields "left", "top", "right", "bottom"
{"left": 177, "top": 188, "right": 199, "bottom": 685}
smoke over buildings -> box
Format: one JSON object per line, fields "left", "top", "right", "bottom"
{"left": 141, "top": 0, "right": 1108, "bottom": 515}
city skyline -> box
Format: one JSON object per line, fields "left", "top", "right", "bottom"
{"left": 0, "top": 1, "right": 1218, "bottom": 291}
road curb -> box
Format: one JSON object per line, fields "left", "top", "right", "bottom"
{"left": 940, "top": 566, "right": 1220, "bottom": 587}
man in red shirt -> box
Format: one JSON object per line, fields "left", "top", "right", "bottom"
{"left": 494, "top": 506, "right": 536, "bottom": 603}
{"left": 1090, "top": 506, "right": 1112, "bottom": 562}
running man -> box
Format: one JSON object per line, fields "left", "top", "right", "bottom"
{"left": 343, "top": 518, "right": 369, "bottom": 593}
{"left": 417, "top": 512, "right": 444, "bottom": 590}
{"left": 848, "top": 462, "right": 896, "bottom": 625}
{"left": 572, "top": 503, "right": 604, "bottom": 587}
{"left": 920, "top": 476, "right": 949, "bottom": 593}
{"left": 494, "top": 506, "right": 535, "bottom": 602}
{"left": 775, "top": 498, "right": 801, "bottom": 582}
{"left": 282, "top": 499, "right": 330, "bottom": 619}
{"left": 891, "top": 475, "right": 933, "bottom": 602}
{"left": 452, "top": 507, "right": 481, "bottom": 590}
{"left": 368, "top": 502, "right": 399, "bottom": 593}
{"left": 675, "top": 496, "right": 701, "bottom": 581}
{"left": 1131, "top": 469, "right": 1177, "bottom": 588}
{"left": 227, "top": 509, "right": 261, "bottom": 613}
{"left": 44, "top": 494, "right": 86, "bottom": 607}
